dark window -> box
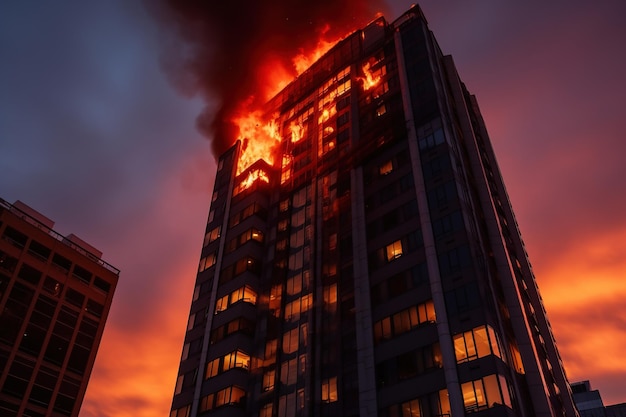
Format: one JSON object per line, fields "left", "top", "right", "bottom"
{"left": 65, "top": 288, "right": 85, "bottom": 308}
{"left": 44, "top": 335, "right": 69, "bottom": 366}
{"left": 18, "top": 263, "right": 42, "bottom": 285}
{"left": 336, "top": 95, "right": 350, "bottom": 110}
{"left": 52, "top": 254, "right": 72, "bottom": 272}
{"left": 337, "top": 128, "right": 350, "bottom": 144}
{"left": 53, "top": 394, "right": 76, "bottom": 416}
{"left": 29, "top": 385, "right": 53, "bottom": 407}
{"left": 43, "top": 276, "right": 63, "bottom": 296}
{"left": 67, "top": 345, "right": 90, "bottom": 374}
{"left": 93, "top": 277, "right": 111, "bottom": 293}
{"left": 2, "top": 375, "right": 28, "bottom": 398}
{"left": 19, "top": 323, "right": 46, "bottom": 355}
{"left": 24, "top": 408, "right": 46, "bottom": 417}
{"left": 86, "top": 299, "right": 104, "bottom": 318}
{"left": 58, "top": 306, "right": 79, "bottom": 327}
{"left": 337, "top": 112, "right": 350, "bottom": 127}
{"left": 72, "top": 265, "right": 92, "bottom": 285}
{"left": 28, "top": 240, "right": 51, "bottom": 261}
{"left": 59, "top": 376, "right": 81, "bottom": 398}
{"left": 388, "top": 274, "right": 408, "bottom": 298}
{"left": 35, "top": 366, "right": 59, "bottom": 389}
{"left": 76, "top": 318, "right": 98, "bottom": 349}
{"left": 0, "top": 250, "right": 18, "bottom": 273}
{"left": 2, "top": 226, "right": 27, "bottom": 248}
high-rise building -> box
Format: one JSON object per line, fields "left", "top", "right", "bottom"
{"left": 170, "top": 5, "right": 579, "bottom": 417}
{"left": 571, "top": 381, "right": 606, "bottom": 417}
{"left": 0, "top": 199, "right": 118, "bottom": 417}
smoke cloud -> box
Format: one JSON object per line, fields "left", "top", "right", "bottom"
{"left": 149, "top": 0, "right": 389, "bottom": 156}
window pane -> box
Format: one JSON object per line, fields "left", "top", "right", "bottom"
{"left": 484, "top": 374, "right": 502, "bottom": 407}
{"left": 474, "top": 326, "right": 490, "bottom": 358}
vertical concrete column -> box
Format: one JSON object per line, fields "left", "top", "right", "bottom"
{"left": 393, "top": 29, "right": 465, "bottom": 416}
{"left": 350, "top": 166, "right": 379, "bottom": 417}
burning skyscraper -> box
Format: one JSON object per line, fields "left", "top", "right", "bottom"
{"left": 169, "top": 5, "right": 579, "bottom": 417}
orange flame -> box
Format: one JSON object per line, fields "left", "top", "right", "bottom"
{"left": 292, "top": 25, "right": 343, "bottom": 75}
{"left": 233, "top": 29, "right": 351, "bottom": 176}
{"left": 290, "top": 121, "right": 305, "bottom": 143}
{"left": 318, "top": 105, "right": 337, "bottom": 125}
{"left": 236, "top": 168, "right": 270, "bottom": 194}
{"left": 359, "top": 61, "right": 382, "bottom": 90}
{"left": 234, "top": 111, "right": 280, "bottom": 175}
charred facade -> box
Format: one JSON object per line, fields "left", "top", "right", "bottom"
{"left": 170, "top": 6, "right": 579, "bottom": 417}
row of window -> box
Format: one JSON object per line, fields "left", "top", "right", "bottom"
{"left": 1, "top": 247, "right": 111, "bottom": 296}
{"left": 198, "top": 385, "right": 246, "bottom": 413}
{"left": 376, "top": 342, "right": 442, "bottom": 387}
{"left": 209, "top": 317, "right": 254, "bottom": 344}
{"left": 371, "top": 263, "right": 428, "bottom": 308}
{"left": 462, "top": 374, "right": 512, "bottom": 412}
{"left": 284, "top": 293, "right": 313, "bottom": 322}
{"left": 454, "top": 325, "right": 503, "bottom": 364}
{"left": 373, "top": 300, "right": 436, "bottom": 344}
{"left": 382, "top": 388, "right": 450, "bottom": 417}
{"left": 205, "top": 349, "right": 250, "bottom": 379}
{"left": 215, "top": 285, "right": 258, "bottom": 314}
{"left": 1, "top": 228, "right": 112, "bottom": 292}
{"left": 225, "top": 228, "right": 264, "bottom": 253}
{"left": 366, "top": 199, "right": 419, "bottom": 239}
{"left": 228, "top": 202, "right": 266, "bottom": 228}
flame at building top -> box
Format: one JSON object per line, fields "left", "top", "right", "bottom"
{"left": 152, "top": 0, "right": 389, "bottom": 166}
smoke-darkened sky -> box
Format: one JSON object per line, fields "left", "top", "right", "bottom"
{"left": 1, "top": 1, "right": 625, "bottom": 416}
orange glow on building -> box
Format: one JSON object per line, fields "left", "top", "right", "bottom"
{"left": 359, "top": 61, "right": 382, "bottom": 90}
{"left": 289, "top": 121, "right": 305, "bottom": 143}
{"left": 292, "top": 26, "right": 340, "bottom": 74}
{"left": 235, "top": 168, "right": 270, "bottom": 194}
{"left": 233, "top": 111, "right": 280, "bottom": 175}
{"left": 233, "top": 31, "right": 352, "bottom": 175}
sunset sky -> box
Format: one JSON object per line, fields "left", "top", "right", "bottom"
{"left": 1, "top": 1, "right": 625, "bottom": 416}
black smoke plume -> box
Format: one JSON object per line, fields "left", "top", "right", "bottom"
{"left": 149, "top": 0, "right": 388, "bottom": 157}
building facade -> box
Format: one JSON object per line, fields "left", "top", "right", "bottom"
{"left": 0, "top": 199, "right": 118, "bottom": 417}
{"left": 170, "top": 5, "right": 579, "bottom": 417}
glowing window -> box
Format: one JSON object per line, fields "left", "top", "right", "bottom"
{"left": 223, "top": 350, "right": 250, "bottom": 371}
{"left": 286, "top": 274, "right": 303, "bottom": 296}
{"left": 375, "top": 104, "right": 387, "bottom": 117}
{"left": 199, "top": 252, "right": 216, "bottom": 272}
{"left": 214, "top": 386, "right": 245, "bottom": 408}
{"left": 386, "top": 240, "right": 403, "bottom": 261}
{"left": 263, "top": 370, "right": 275, "bottom": 392}
{"left": 206, "top": 358, "right": 219, "bottom": 379}
{"left": 454, "top": 325, "right": 502, "bottom": 363}
{"left": 283, "top": 327, "right": 299, "bottom": 354}
{"left": 215, "top": 295, "right": 229, "bottom": 313}
{"left": 170, "top": 405, "right": 190, "bottom": 417}
{"left": 461, "top": 375, "right": 507, "bottom": 412}
{"left": 280, "top": 357, "right": 298, "bottom": 385}
{"left": 321, "top": 377, "right": 338, "bottom": 403}
{"left": 265, "top": 339, "right": 278, "bottom": 359}
{"left": 379, "top": 160, "right": 393, "bottom": 175}
{"left": 203, "top": 226, "right": 221, "bottom": 246}
{"left": 199, "top": 394, "right": 213, "bottom": 412}
{"left": 323, "top": 284, "right": 337, "bottom": 307}
{"left": 400, "top": 399, "right": 420, "bottom": 417}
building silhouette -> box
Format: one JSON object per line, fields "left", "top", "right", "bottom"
{"left": 170, "top": 5, "right": 579, "bottom": 417}
{"left": 571, "top": 380, "right": 626, "bottom": 417}
{"left": 0, "top": 199, "right": 118, "bottom": 417}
